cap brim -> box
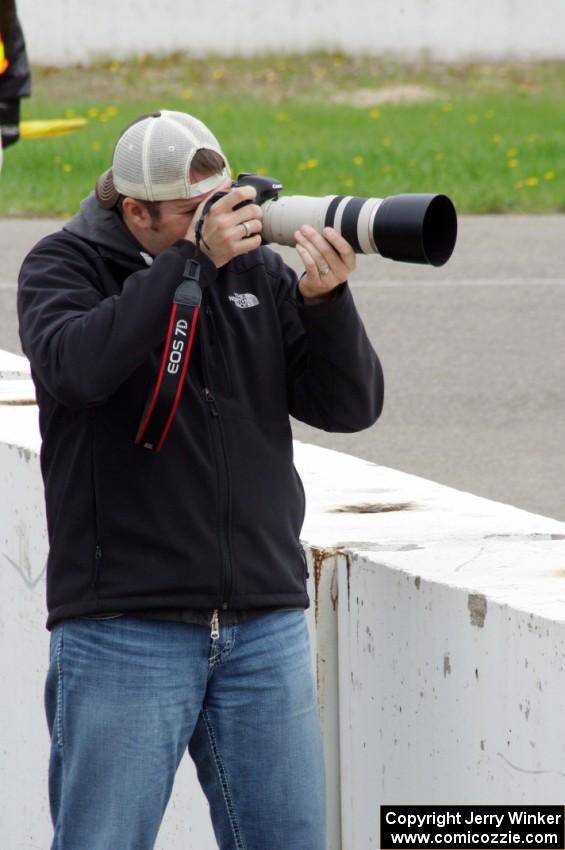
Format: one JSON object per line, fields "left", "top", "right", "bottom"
{"left": 95, "top": 168, "right": 120, "bottom": 209}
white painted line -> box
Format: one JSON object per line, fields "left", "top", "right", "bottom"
{"left": 351, "top": 277, "right": 565, "bottom": 288}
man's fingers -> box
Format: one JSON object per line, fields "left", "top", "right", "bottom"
{"left": 232, "top": 203, "right": 263, "bottom": 226}
{"left": 232, "top": 233, "right": 262, "bottom": 257}
{"left": 294, "top": 242, "right": 318, "bottom": 275}
{"left": 322, "top": 227, "right": 356, "bottom": 271}
{"left": 209, "top": 184, "right": 257, "bottom": 213}
{"left": 295, "top": 225, "right": 354, "bottom": 279}
{"left": 233, "top": 217, "right": 263, "bottom": 242}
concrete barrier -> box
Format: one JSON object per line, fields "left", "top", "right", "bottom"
{"left": 2, "top": 348, "right": 565, "bottom": 849}
{"left": 18, "top": 0, "right": 565, "bottom": 65}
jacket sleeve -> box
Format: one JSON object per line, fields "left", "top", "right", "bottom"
{"left": 271, "top": 251, "right": 384, "bottom": 433}
{"left": 17, "top": 234, "right": 217, "bottom": 408}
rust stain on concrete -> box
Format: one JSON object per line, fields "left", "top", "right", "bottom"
{"left": 331, "top": 502, "right": 416, "bottom": 514}
{"left": 311, "top": 546, "right": 341, "bottom": 621}
{"left": 468, "top": 593, "right": 488, "bottom": 628}
{"left": 443, "top": 653, "right": 452, "bottom": 677}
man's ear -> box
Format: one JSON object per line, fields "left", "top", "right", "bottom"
{"left": 121, "top": 197, "right": 152, "bottom": 230}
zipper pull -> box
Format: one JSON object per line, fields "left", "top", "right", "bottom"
{"left": 204, "top": 387, "right": 219, "bottom": 417}
{"left": 210, "top": 609, "right": 220, "bottom": 641}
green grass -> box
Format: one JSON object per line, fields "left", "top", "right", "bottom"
{"left": 1, "top": 54, "right": 564, "bottom": 216}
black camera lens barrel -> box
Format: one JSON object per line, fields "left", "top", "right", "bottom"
{"left": 260, "top": 192, "right": 457, "bottom": 266}
{"left": 370, "top": 193, "right": 457, "bottom": 267}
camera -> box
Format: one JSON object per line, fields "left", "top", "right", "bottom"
{"left": 231, "top": 173, "right": 457, "bottom": 267}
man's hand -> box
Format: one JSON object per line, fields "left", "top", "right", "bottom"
{"left": 294, "top": 225, "right": 356, "bottom": 303}
{"left": 186, "top": 185, "right": 263, "bottom": 268}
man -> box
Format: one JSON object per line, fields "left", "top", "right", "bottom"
{"left": 0, "top": 0, "right": 31, "bottom": 169}
{"left": 18, "top": 110, "right": 384, "bottom": 850}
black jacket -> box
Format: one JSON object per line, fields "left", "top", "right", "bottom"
{"left": 18, "top": 195, "right": 384, "bottom": 628}
{"left": 0, "top": 3, "right": 31, "bottom": 100}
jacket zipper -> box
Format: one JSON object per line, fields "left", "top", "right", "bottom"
{"left": 205, "top": 305, "right": 215, "bottom": 344}
{"left": 91, "top": 428, "right": 103, "bottom": 588}
{"left": 210, "top": 609, "right": 220, "bottom": 640}
{"left": 203, "top": 386, "right": 233, "bottom": 608}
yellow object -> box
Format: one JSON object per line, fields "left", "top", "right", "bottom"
{"left": 0, "top": 35, "right": 8, "bottom": 74}
{"left": 20, "top": 118, "right": 88, "bottom": 139}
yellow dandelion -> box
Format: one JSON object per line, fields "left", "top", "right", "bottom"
{"left": 382, "top": 137, "right": 392, "bottom": 147}
{"left": 343, "top": 178, "right": 354, "bottom": 188}
{"left": 442, "top": 102, "right": 453, "bottom": 113}
{"left": 352, "top": 155, "right": 364, "bottom": 166}
{"left": 492, "top": 134, "right": 503, "bottom": 145}
{"left": 109, "top": 62, "right": 120, "bottom": 73}
{"left": 257, "top": 166, "right": 268, "bottom": 176}
{"left": 508, "top": 159, "right": 519, "bottom": 169}
{"left": 369, "top": 108, "right": 381, "bottom": 120}
{"left": 275, "top": 112, "right": 291, "bottom": 123}
{"left": 99, "top": 114, "right": 109, "bottom": 123}
{"left": 88, "top": 107, "right": 99, "bottom": 118}
{"left": 527, "top": 133, "right": 538, "bottom": 143}
{"left": 544, "top": 170, "right": 556, "bottom": 181}
{"left": 467, "top": 114, "right": 479, "bottom": 124}
{"left": 525, "top": 177, "right": 539, "bottom": 187}
{"left": 63, "top": 163, "right": 73, "bottom": 173}
{"left": 507, "top": 147, "right": 518, "bottom": 158}
{"left": 183, "top": 88, "right": 193, "bottom": 100}
{"left": 106, "top": 106, "right": 118, "bottom": 117}
{"left": 212, "top": 68, "right": 225, "bottom": 80}
{"left": 306, "top": 159, "right": 319, "bottom": 169}
{"left": 91, "top": 141, "right": 101, "bottom": 151}
{"left": 484, "top": 110, "right": 495, "bottom": 119}
{"left": 297, "top": 162, "right": 307, "bottom": 172}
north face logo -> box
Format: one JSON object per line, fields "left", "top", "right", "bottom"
{"left": 228, "top": 293, "right": 260, "bottom": 309}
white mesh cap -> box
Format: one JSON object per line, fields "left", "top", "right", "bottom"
{"left": 96, "top": 110, "right": 229, "bottom": 207}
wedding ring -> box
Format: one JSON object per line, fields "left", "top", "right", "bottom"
{"left": 319, "top": 266, "right": 330, "bottom": 276}
{"left": 242, "top": 221, "right": 251, "bottom": 238}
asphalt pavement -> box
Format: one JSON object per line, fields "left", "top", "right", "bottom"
{"left": 1, "top": 215, "right": 564, "bottom": 521}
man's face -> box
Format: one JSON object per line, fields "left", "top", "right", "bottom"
{"left": 144, "top": 172, "right": 231, "bottom": 255}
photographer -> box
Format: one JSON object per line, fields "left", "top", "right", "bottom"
{"left": 0, "top": 0, "right": 31, "bottom": 163}
{"left": 18, "top": 110, "right": 384, "bottom": 850}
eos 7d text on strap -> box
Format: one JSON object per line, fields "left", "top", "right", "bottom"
{"left": 135, "top": 259, "right": 202, "bottom": 452}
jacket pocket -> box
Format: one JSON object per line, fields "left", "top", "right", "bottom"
{"left": 299, "top": 543, "right": 309, "bottom": 589}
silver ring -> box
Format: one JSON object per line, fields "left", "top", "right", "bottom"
{"left": 242, "top": 221, "right": 251, "bottom": 239}
{"left": 319, "top": 266, "right": 330, "bottom": 277}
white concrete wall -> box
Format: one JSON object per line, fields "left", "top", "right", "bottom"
{"left": 3, "top": 348, "right": 565, "bottom": 849}
{"left": 17, "top": 0, "right": 565, "bottom": 66}
{"left": 299, "top": 445, "right": 565, "bottom": 847}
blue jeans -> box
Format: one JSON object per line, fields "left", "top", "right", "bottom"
{"left": 45, "top": 610, "right": 326, "bottom": 850}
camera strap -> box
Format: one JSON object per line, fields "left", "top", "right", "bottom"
{"left": 135, "top": 259, "right": 202, "bottom": 452}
